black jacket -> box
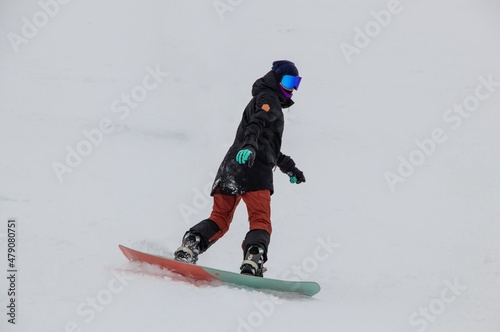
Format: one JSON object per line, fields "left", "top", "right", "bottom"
{"left": 211, "top": 71, "right": 295, "bottom": 196}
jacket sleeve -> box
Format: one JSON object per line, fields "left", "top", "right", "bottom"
{"left": 243, "top": 96, "right": 280, "bottom": 150}
{"left": 276, "top": 153, "right": 296, "bottom": 173}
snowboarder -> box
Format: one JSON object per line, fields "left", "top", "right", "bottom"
{"left": 174, "top": 60, "right": 306, "bottom": 277}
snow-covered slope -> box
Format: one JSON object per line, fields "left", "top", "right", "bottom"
{"left": 1, "top": 0, "right": 499, "bottom": 331}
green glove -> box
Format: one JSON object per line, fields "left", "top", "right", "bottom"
{"left": 287, "top": 167, "right": 306, "bottom": 184}
{"left": 236, "top": 148, "right": 256, "bottom": 167}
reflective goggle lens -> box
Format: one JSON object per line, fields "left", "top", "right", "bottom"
{"left": 281, "top": 75, "right": 302, "bottom": 90}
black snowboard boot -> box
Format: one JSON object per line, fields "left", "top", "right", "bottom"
{"left": 174, "top": 232, "right": 201, "bottom": 264}
{"left": 240, "top": 245, "right": 267, "bottom": 277}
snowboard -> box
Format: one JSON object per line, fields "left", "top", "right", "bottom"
{"left": 119, "top": 245, "right": 321, "bottom": 297}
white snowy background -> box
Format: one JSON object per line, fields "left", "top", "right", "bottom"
{"left": 1, "top": 0, "right": 499, "bottom": 331}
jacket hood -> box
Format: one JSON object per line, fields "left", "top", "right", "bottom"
{"left": 251, "top": 71, "right": 295, "bottom": 108}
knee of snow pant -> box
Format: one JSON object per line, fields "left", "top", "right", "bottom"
{"left": 242, "top": 229, "right": 271, "bottom": 262}
{"left": 241, "top": 190, "right": 272, "bottom": 235}
{"left": 188, "top": 219, "right": 221, "bottom": 252}
{"left": 208, "top": 194, "right": 241, "bottom": 242}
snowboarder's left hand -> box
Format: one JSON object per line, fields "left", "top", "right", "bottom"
{"left": 287, "top": 167, "right": 306, "bottom": 184}
{"left": 236, "top": 147, "right": 256, "bottom": 167}
{"left": 276, "top": 153, "right": 305, "bottom": 184}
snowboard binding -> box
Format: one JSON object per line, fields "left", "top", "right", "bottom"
{"left": 174, "top": 232, "right": 201, "bottom": 264}
{"left": 240, "top": 245, "right": 267, "bottom": 277}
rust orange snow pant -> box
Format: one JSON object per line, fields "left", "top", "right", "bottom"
{"left": 208, "top": 190, "right": 272, "bottom": 243}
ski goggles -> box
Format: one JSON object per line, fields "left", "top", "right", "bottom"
{"left": 280, "top": 75, "right": 302, "bottom": 90}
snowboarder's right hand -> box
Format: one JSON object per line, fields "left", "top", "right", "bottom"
{"left": 236, "top": 147, "right": 256, "bottom": 167}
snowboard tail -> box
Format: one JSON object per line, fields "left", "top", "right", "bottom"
{"left": 119, "top": 245, "right": 320, "bottom": 296}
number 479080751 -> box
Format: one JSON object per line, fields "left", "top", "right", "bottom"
{"left": 7, "top": 220, "right": 16, "bottom": 269}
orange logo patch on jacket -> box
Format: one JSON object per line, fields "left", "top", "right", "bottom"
{"left": 261, "top": 104, "right": 270, "bottom": 112}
